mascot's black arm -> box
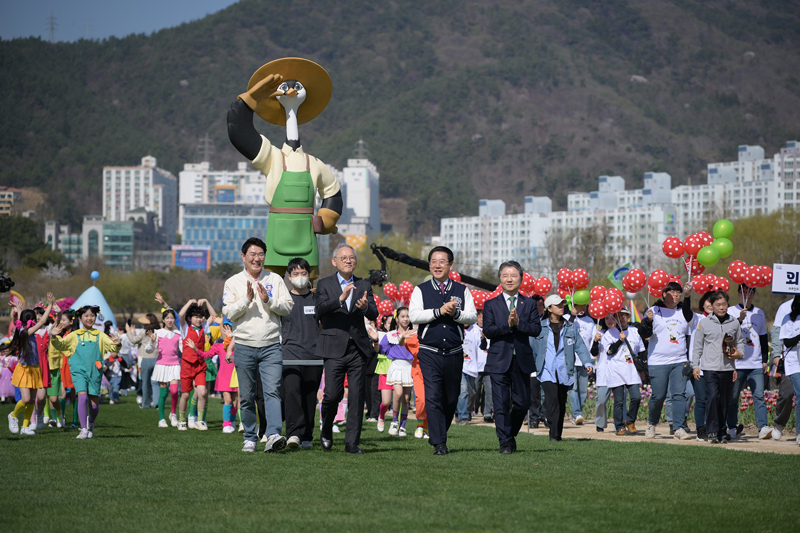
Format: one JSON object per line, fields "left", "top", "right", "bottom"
{"left": 227, "top": 99, "right": 261, "bottom": 161}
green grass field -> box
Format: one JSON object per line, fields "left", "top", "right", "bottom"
{"left": 1, "top": 397, "right": 797, "bottom": 533}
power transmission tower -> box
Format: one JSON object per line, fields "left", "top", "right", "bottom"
{"left": 46, "top": 11, "right": 57, "bottom": 42}
{"left": 197, "top": 133, "right": 214, "bottom": 163}
{"left": 352, "top": 139, "right": 370, "bottom": 159}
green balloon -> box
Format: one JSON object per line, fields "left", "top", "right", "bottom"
{"left": 573, "top": 289, "right": 591, "bottom": 306}
{"left": 696, "top": 245, "right": 720, "bottom": 266}
{"left": 711, "top": 238, "right": 733, "bottom": 258}
{"left": 712, "top": 219, "right": 734, "bottom": 239}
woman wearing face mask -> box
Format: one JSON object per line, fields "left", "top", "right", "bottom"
{"left": 280, "top": 257, "right": 324, "bottom": 449}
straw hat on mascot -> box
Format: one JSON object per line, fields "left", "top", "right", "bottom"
{"left": 227, "top": 57, "right": 343, "bottom": 278}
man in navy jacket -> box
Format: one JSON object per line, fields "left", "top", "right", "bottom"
{"left": 483, "top": 261, "right": 542, "bottom": 453}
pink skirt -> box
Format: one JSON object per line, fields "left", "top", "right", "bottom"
{"left": 215, "top": 357, "right": 237, "bottom": 392}
{"left": 378, "top": 374, "right": 394, "bottom": 391}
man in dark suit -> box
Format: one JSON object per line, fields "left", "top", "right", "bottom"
{"left": 483, "top": 260, "right": 542, "bottom": 454}
{"left": 316, "top": 242, "right": 378, "bottom": 454}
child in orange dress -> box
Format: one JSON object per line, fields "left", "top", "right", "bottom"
{"left": 402, "top": 333, "right": 428, "bottom": 439}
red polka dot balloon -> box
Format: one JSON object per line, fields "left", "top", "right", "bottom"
{"left": 648, "top": 270, "right": 669, "bottom": 291}
{"left": 623, "top": 268, "right": 647, "bottom": 292}
{"left": 449, "top": 271, "right": 461, "bottom": 283}
{"left": 378, "top": 300, "right": 395, "bottom": 316}
{"left": 590, "top": 285, "right": 607, "bottom": 301}
{"left": 662, "top": 237, "right": 685, "bottom": 259}
{"left": 744, "top": 266, "right": 762, "bottom": 287}
{"left": 728, "top": 260, "right": 748, "bottom": 284}
{"left": 692, "top": 274, "right": 713, "bottom": 295}
{"left": 534, "top": 277, "right": 552, "bottom": 295}
{"left": 647, "top": 284, "right": 662, "bottom": 299}
{"left": 383, "top": 282, "right": 400, "bottom": 302}
{"left": 712, "top": 276, "right": 730, "bottom": 292}
{"left": 683, "top": 256, "right": 705, "bottom": 275}
{"left": 589, "top": 300, "right": 608, "bottom": 319}
{"left": 557, "top": 285, "right": 570, "bottom": 300}
{"left": 696, "top": 231, "right": 714, "bottom": 247}
{"left": 557, "top": 269, "right": 573, "bottom": 290}
{"left": 603, "top": 288, "right": 625, "bottom": 314}
{"left": 683, "top": 234, "right": 703, "bottom": 257}
{"left": 571, "top": 268, "right": 590, "bottom": 290}
{"left": 760, "top": 266, "right": 773, "bottom": 287}
{"left": 374, "top": 294, "right": 381, "bottom": 308}
{"left": 398, "top": 281, "right": 415, "bottom": 305}
{"left": 522, "top": 272, "right": 535, "bottom": 292}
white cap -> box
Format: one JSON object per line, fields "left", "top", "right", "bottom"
{"left": 544, "top": 295, "right": 566, "bottom": 309}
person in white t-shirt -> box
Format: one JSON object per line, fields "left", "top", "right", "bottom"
{"left": 771, "top": 296, "right": 798, "bottom": 441}
{"left": 726, "top": 284, "right": 772, "bottom": 440}
{"left": 598, "top": 308, "right": 645, "bottom": 435}
{"left": 457, "top": 313, "right": 482, "bottom": 424}
{"left": 640, "top": 281, "right": 695, "bottom": 440}
{"left": 778, "top": 296, "right": 800, "bottom": 446}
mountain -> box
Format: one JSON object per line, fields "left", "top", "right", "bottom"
{"left": 1, "top": 0, "right": 799, "bottom": 234}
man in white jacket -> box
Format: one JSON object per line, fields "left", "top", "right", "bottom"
{"left": 223, "top": 237, "right": 294, "bottom": 453}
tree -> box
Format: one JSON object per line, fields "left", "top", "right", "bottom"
{"left": 544, "top": 220, "right": 616, "bottom": 283}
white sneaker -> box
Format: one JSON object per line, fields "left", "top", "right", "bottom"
{"left": 423, "top": 431, "right": 429, "bottom": 439}
{"left": 56, "top": 417, "right": 63, "bottom": 429}
{"left": 8, "top": 413, "right": 19, "bottom": 434}
{"left": 287, "top": 436, "right": 301, "bottom": 449}
{"left": 377, "top": 418, "right": 385, "bottom": 432}
{"left": 76, "top": 428, "right": 89, "bottom": 439}
{"left": 177, "top": 421, "right": 188, "bottom": 431}
{"left": 136, "top": 395, "right": 143, "bottom": 405}
{"left": 414, "top": 426, "right": 424, "bottom": 439}
{"left": 773, "top": 426, "right": 783, "bottom": 441}
{"left": 300, "top": 440, "right": 313, "bottom": 449}
{"left": 43, "top": 416, "right": 50, "bottom": 425}
{"left": 264, "top": 434, "right": 287, "bottom": 453}
{"left": 674, "top": 428, "right": 691, "bottom": 440}
{"left": 222, "top": 425, "right": 235, "bottom": 434}
{"left": 398, "top": 427, "right": 407, "bottom": 437}
{"left": 388, "top": 421, "right": 399, "bottom": 436}
{"left": 645, "top": 424, "right": 656, "bottom": 439}
{"left": 21, "top": 426, "right": 36, "bottom": 436}
{"left": 194, "top": 421, "right": 208, "bottom": 431}
{"left": 260, "top": 434, "right": 270, "bottom": 443}
{"left": 332, "top": 424, "right": 341, "bottom": 433}
{"left": 169, "top": 413, "right": 178, "bottom": 427}
{"left": 238, "top": 423, "right": 244, "bottom": 433}
{"left": 109, "top": 400, "right": 115, "bottom": 405}
{"left": 188, "top": 416, "right": 197, "bottom": 429}
{"left": 796, "top": 434, "right": 800, "bottom": 446}
{"left": 758, "top": 426, "right": 773, "bottom": 440}
{"left": 575, "top": 415, "right": 584, "bottom": 425}
{"left": 158, "top": 419, "right": 169, "bottom": 428}
{"left": 242, "top": 440, "right": 257, "bottom": 453}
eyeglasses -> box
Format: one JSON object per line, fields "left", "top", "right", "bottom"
{"left": 337, "top": 256, "right": 356, "bottom": 262}
{"left": 245, "top": 252, "right": 265, "bottom": 259}
{"left": 429, "top": 260, "right": 451, "bottom": 265}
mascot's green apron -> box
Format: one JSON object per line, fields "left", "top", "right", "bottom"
{"left": 265, "top": 152, "right": 318, "bottom": 267}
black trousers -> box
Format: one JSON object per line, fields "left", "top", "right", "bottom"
{"left": 364, "top": 372, "right": 380, "bottom": 419}
{"left": 321, "top": 343, "right": 366, "bottom": 447}
{"left": 774, "top": 376, "right": 795, "bottom": 428}
{"left": 418, "top": 349, "right": 463, "bottom": 447}
{"left": 255, "top": 373, "right": 266, "bottom": 439}
{"left": 282, "top": 364, "right": 324, "bottom": 441}
{"left": 529, "top": 375, "right": 545, "bottom": 424}
{"left": 541, "top": 380, "right": 571, "bottom": 440}
{"left": 705, "top": 370, "right": 734, "bottom": 439}
{"left": 490, "top": 356, "right": 531, "bottom": 447}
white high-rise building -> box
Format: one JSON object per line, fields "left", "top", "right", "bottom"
{"left": 339, "top": 155, "right": 381, "bottom": 235}
{"left": 438, "top": 141, "right": 800, "bottom": 277}
{"left": 103, "top": 156, "right": 178, "bottom": 246}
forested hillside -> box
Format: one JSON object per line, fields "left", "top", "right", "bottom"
{"left": 1, "top": 0, "right": 799, "bottom": 233}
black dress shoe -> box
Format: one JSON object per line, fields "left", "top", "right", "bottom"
{"left": 433, "top": 443, "right": 449, "bottom": 455}
{"left": 483, "top": 416, "right": 494, "bottom": 423}
{"left": 530, "top": 422, "right": 540, "bottom": 429}
{"left": 320, "top": 436, "right": 333, "bottom": 452}
{"left": 344, "top": 444, "right": 364, "bottom": 454}
{"left": 499, "top": 444, "right": 513, "bottom": 454}
{"left": 510, "top": 439, "right": 517, "bottom": 452}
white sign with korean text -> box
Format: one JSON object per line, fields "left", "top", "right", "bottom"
{"left": 772, "top": 263, "right": 800, "bottom": 295}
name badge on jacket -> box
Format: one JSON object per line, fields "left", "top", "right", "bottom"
{"left": 304, "top": 306, "right": 315, "bottom": 315}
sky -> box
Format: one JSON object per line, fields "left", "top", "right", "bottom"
{"left": 0, "top": 0, "right": 240, "bottom": 42}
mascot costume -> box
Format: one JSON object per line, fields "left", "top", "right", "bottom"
{"left": 227, "top": 57, "right": 343, "bottom": 277}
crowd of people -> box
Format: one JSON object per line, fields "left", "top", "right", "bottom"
{"left": 3, "top": 238, "right": 799, "bottom": 454}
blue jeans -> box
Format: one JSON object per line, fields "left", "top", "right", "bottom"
{"left": 727, "top": 368, "right": 768, "bottom": 430}
{"left": 457, "top": 373, "right": 479, "bottom": 420}
{"left": 665, "top": 379, "right": 694, "bottom": 429}
{"left": 109, "top": 375, "right": 121, "bottom": 402}
{"left": 568, "top": 366, "right": 588, "bottom": 418}
{"left": 613, "top": 384, "right": 640, "bottom": 430}
{"left": 140, "top": 358, "right": 159, "bottom": 408}
{"left": 594, "top": 386, "right": 610, "bottom": 429}
{"left": 234, "top": 342, "right": 283, "bottom": 443}
{"left": 648, "top": 363, "right": 687, "bottom": 428}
